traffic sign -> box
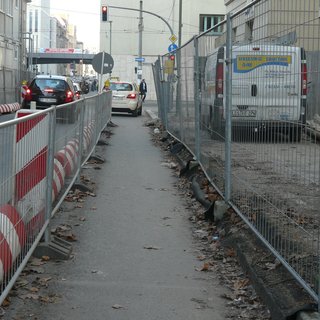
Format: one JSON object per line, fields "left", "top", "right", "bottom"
{"left": 92, "top": 52, "right": 114, "bottom": 74}
{"left": 169, "top": 34, "right": 177, "bottom": 43}
{"left": 135, "top": 57, "right": 145, "bottom": 62}
{"left": 168, "top": 43, "right": 178, "bottom": 53}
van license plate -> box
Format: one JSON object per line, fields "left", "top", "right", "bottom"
{"left": 232, "top": 110, "right": 256, "bottom": 117}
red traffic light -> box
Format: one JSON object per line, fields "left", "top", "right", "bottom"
{"left": 169, "top": 54, "right": 175, "bottom": 61}
{"left": 102, "top": 6, "right": 108, "bottom": 21}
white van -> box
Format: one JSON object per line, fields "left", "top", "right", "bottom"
{"left": 201, "top": 44, "right": 307, "bottom": 141}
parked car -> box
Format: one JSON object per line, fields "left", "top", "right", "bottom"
{"left": 21, "top": 75, "right": 78, "bottom": 123}
{"left": 110, "top": 81, "right": 142, "bottom": 116}
{"left": 73, "top": 82, "right": 82, "bottom": 99}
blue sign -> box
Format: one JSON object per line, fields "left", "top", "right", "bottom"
{"left": 168, "top": 43, "right": 178, "bottom": 53}
{"left": 135, "top": 57, "right": 145, "bottom": 62}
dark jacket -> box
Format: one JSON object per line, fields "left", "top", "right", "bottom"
{"left": 139, "top": 81, "right": 147, "bottom": 93}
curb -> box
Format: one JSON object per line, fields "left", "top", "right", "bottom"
{"left": 145, "top": 109, "right": 159, "bottom": 120}
{"left": 163, "top": 137, "right": 319, "bottom": 320}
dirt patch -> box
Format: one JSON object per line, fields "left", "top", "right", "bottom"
{"left": 148, "top": 119, "right": 317, "bottom": 319}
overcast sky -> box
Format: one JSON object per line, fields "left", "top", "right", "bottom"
{"left": 50, "top": 0, "right": 101, "bottom": 52}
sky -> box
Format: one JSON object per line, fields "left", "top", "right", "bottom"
{"left": 50, "top": 0, "right": 101, "bottom": 52}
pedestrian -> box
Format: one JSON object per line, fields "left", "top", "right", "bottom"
{"left": 139, "top": 79, "right": 147, "bottom": 102}
{"left": 103, "top": 79, "right": 110, "bottom": 91}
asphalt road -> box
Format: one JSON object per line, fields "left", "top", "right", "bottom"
{"left": 3, "top": 103, "right": 229, "bottom": 319}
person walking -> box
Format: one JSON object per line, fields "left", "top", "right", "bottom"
{"left": 139, "top": 79, "right": 147, "bottom": 102}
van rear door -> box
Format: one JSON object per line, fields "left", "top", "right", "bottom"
{"left": 231, "top": 45, "right": 301, "bottom": 122}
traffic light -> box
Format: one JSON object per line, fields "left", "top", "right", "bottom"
{"left": 102, "top": 6, "right": 108, "bottom": 22}
{"left": 169, "top": 54, "right": 175, "bottom": 61}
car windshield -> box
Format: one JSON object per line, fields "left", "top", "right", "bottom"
{"left": 32, "top": 79, "right": 67, "bottom": 91}
{"left": 110, "top": 83, "right": 133, "bottom": 91}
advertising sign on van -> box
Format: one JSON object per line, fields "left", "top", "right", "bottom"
{"left": 234, "top": 55, "right": 292, "bottom": 73}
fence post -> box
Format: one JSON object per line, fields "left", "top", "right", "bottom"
{"left": 44, "top": 108, "right": 56, "bottom": 243}
{"left": 224, "top": 13, "right": 233, "bottom": 202}
{"left": 194, "top": 36, "right": 201, "bottom": 161}
{"left": 76, "top": 100, "right": 85, "bottom": 181}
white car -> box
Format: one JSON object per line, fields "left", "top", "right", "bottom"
{"left": 110, "top": 81, "right": 142, "bottom": 116}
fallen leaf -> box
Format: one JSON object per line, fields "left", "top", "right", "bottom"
{"left": 30, "top": 258, "right": 43, "bottom": 266}
{"left": 36, "top": 277, "right": 52, "bottom": 287}
{"left": 201, "top": 262, "right": 210, "bottom": 271}
{"left": 1, "top": 298, "right": 10, "bottom": 307}
{"left": 112, "top": 304, "right": 125, "bottom": 309}
{"left": 79, "top": 217, "right": 86, "bottom": 221}
{"left": 26, "top": 266, "right": 45, "bottom": 274}
{"left": 143, "top": 245, "right": 161, "bottom": 250}
{"left": 233, "top": 279, "right": 250, "bottom": 290}
{"left": 20, "top": 293, "right": 39, "bottom": 300}
{"left": 14, "top": 279, "right": 29, "bottom": 288}
{"left": 41, "top": 256, "right": 50, "bottom": 261}
{"left": 226, "top": 248, "right": 236, "bottom": 257}
{"left": 196, "top": 262, "right": 211, "bottom": 272}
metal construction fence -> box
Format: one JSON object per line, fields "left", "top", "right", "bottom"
{"left": 153, "top": 0, "right": 320, "bottom": 306}
{"left": 0, "top": 91, "right": 112, "bottom": 304}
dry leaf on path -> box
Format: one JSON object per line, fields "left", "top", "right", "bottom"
{"left": 112, "top": 304, "right": 126, "bottom": 309}
{"left": 143, "top": 245, "right": 161, "bottom": 250}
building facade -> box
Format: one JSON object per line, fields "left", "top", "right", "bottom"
{"left": 223, "top": 0, "right": 320, "bottom": 50}
{"left": 0, "top": 0, "right": 31, "bottom": 104}
{"left": 27, "top": 0, "right": 53, "bottom": 74}
{"left": 99, "top": 0, "right": 226, "bottom": 99}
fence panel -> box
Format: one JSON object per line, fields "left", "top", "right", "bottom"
{"left": 0, "top": 91, "right": 112, "bottom": 305}
{"left": 155, "top": 0, "right": 320, "bottom": 304}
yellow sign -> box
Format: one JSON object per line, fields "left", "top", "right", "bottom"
{"left": 235, "top": 55, "right": 292, "bottom": 73}
{"left": 169, "top": 34, "right": 177, "bottom": 43}
{"left": 164, "top": 60, "right": 174, "bottom": 74}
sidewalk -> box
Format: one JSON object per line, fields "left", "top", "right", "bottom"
{"left": 3, "top": 103, "right": 229, "bottom": 320}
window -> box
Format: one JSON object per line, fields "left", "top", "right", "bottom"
{"left": 0, "top": 0, "right": 4, "bottom": 12}
{"left": 14, "top": 46, "right": 18, "bottom": 60}
{"left": 7, "top": 0, "right": 13, "bottom": 15}
{"left": 29, "top": 11, "right": 33, "bottom": 33}
{"left": 200, "top": 15, "right": 224, "bottom": 34}
{"left": 35, "top": 9, "right": 38, "bottom": 32}
{"left": 232, "top": 27, "right": 237, "bottom": 42}
{"left": 245, "top": 19, "right": 254, "bottom": 42}
{"left": 15, "top": 0, "right": 19, "bottom": 8}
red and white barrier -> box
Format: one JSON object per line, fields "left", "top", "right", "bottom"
{"left": 0, "top": 103, "right": 20, "bottom": 114}
{"left": 82, "top": 122, "right": 95, "bottom": 153}
{"left": 0, "top": 205, "right": 26, "bottom": 282}
{"left": 52, "top": 158, "right": 65, "bottom": 202}
{"left": 55, "top": 139, "right": 79, "bottom": 177}
{"left": 14, "top": 110, "right": 49, "bottom": 233}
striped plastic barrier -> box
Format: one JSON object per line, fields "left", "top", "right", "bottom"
{"left": 82, "top": 122, "right": 95, "bottom": 153}
{"left": 0, "top": 103, "right": 20, "bottom": 114}
{"left": 52, "top": 158, "right": 66, "bottom": 202}
{"left": 55, "top": 139, "right": 79, "bottom": 177}
{"left": 14, "top": 110, "right": 49, "bottom": 235}
{"left": 0, "top": 205, "right": 26, "bottom": 282}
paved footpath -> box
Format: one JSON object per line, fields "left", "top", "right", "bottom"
{"left": 5, "top": 105, "right": 228, "bottom": 320}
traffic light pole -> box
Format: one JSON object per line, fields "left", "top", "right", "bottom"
{"left": 108, "top": 5, "right": 174, "bottom": 36}
{"left": 108, "top": 4, "right": 174, "bottom": 83}
{"left": 138, "top": 1, "right": 143, "bottom": 82}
